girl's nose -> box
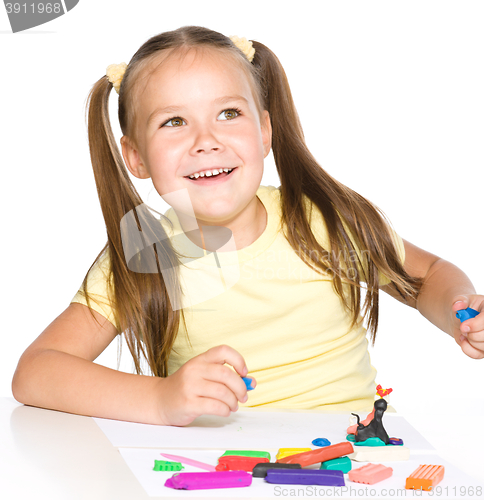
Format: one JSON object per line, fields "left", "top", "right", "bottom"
{"left": 190, "top": 129, "right": 225, "bottom": 155}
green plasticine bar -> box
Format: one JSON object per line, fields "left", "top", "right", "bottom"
{"left": 320, "top": 457, "right": 352, "bottom": 473}
{"left": 221, "top": 450, "right": 271, "bottom": 460}
{"left": 153, "top": 460, "right": 184, "bottom": 471}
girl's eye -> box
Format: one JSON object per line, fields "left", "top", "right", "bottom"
{"left": 218, "top": 108, "right": 240, "bottom": 121}
{"left": 163, "top": 117, "right": 186, "bottom": 127}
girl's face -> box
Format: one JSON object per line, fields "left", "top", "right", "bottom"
{"left": 121, "top": 48, "right": 271, "bottom": 231}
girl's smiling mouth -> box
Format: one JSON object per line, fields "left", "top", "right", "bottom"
{"left": 184, "top": 167, "right": 237, "bottom": 185}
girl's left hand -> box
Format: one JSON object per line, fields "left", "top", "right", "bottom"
{"left": 452, "top": 295, "right": 484, "bottom": 359}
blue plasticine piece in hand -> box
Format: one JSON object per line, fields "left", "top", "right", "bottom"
{"left": 456, "top": 307, "right": 479, "bottom": 322}
{"left": 242, "top": 377, "right": 254, "bottom": 391}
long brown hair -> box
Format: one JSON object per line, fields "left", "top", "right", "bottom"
{"left": 82, "top": 26, "right": 422, "bottom": 377}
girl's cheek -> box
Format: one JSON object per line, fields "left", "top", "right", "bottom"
{"left": 165, "top": 137, "right": 188, "bottom": 154}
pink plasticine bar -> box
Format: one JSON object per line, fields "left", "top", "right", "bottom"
{"left": 348, "top": 463, "right": 393, "bottom": 485}
{"left": 160, "top": 453, "right": 216, "bottom": 472}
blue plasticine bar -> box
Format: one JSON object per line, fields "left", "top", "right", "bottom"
{"left": 265, "top": 469, "right": 345, "bottom": 486}
{"left": 456, "top": 307, "right": 479, "bottom": 322}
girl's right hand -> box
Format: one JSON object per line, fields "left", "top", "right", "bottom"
{"left": 157, "top": 345, "right": 256, "bottom": 426}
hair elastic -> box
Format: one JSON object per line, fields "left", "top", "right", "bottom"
{"left": 106, "top": 62, "right": 127, "bottom": 94}
{"left": 229, "top": 35, "right": 255, "bottom": 62}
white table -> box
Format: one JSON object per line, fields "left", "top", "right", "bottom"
{"left": 1, "top": 397, "right": 482, "bottom": 499}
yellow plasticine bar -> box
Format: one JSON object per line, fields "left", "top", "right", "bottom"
{"left": 405, "top": 464, "right": 445, "bottom": 491}
{"left": 276, "top": 448, "right": 312, "bottom": 460}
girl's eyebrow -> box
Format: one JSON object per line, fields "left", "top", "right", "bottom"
{"left": 147, "top": 105, "right": 183, "bottom": 125}
{"left": 146, "top": 95, "right": 249, "bottom": 125}
{"left": 215, "top": 95, "right": 249, "bottom": 106}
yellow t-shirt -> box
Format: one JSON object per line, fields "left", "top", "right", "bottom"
{"left": 71, "top": 185, "right": 404, "bottom": 412}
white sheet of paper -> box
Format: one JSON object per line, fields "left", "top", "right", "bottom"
{"left": 94, "top": 411, "right": 435, "bottom": 452}
{"left": 119, "top": 448, "right": 483, "bottom": 498}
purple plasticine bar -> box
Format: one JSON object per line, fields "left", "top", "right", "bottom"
{"left": 165, "top": 471, "right": 252, "bottom": 490}
{"left": 265, "top": 469, "right": 345, "bottom": 486}
{"left": 252, "top": 462, "right": 302, "bottom": 478}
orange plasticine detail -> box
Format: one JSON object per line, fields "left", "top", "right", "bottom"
{"left": 405, "top": 464, "right": 445, "bottom": 491}
{"left": 376, "top": 385, "right": 393, "bottom": 398}
{"left": 276, "top": 442, "right": 354, "bottom": 467}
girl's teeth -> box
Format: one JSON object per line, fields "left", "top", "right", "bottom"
{"left": 188, "top": 168, "right": 234, "bottom": 179}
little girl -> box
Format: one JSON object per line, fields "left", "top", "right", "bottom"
{"left": 12, "top": 26, "right": 483, "bottom": 427}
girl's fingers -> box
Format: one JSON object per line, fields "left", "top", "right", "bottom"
{"left": 460, "top": 316, "right": 484, "bottom": 335}
{"left": 173, "top": 395, "right": 234, "bottom": 424}
{"left": 196, "top": 396, "right": 234, "bottom": 418}
{"left": 465, "top": 330, "right": 484, "bottom": 354}
{"left": 201, "top": 363, "right": 249, "bottom": 404}
{"left": 202, "top": 345, "right": 248, "bottom": 377}
{"left": 460, "top": 336, "right": 484, "bottom": 360}
{"left": 195, "top": 378, "right": 240, "bottom": 412}
{"left": 452, "top": 298, "right": 469, "bottom": 313}
{"left": 453, "top": 297, "right": 484, "bottom": 359}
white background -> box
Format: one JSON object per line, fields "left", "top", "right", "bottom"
{"left": 1, "top": 0, "right": 483, "bottom": 480}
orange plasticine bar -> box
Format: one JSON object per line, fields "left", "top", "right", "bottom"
{"left": 348, "top": 463, "right": 393, "bottom": 485}
{"left": 405, "top": 465, "right": 445, "bottom": 491}
{"left": 276, "top": 442, "right": 354, "bottom": 467}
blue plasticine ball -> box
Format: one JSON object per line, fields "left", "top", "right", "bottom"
{"left": 312, "top": 438, "right": 331, "bottom": 447}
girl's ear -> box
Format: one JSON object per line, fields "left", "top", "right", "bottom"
{"left": 120, "top": 136, "right": 151, "bottom": 179}
{"left": 261, "top": 110, "right": 272, "bottom": 158}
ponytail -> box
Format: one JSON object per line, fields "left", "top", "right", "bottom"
{"left": 83, "top": 76, "right": 184, "bottom": 376}
{"left": 251, "top": 41, "right": 423, "bottom": 341}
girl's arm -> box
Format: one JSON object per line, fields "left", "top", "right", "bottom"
{"left": 12, "top": 303, "right": 250, "bottom": 425}
{"left": 380, "top": 239, "right": 484, "bottom": 359}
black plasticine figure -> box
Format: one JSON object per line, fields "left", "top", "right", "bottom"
{"left": 351, "top": 398, "right": 390, "bottom": 445}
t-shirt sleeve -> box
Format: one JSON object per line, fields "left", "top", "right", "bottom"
{"left": 70, "top": 250, "right": 117, "bottom": 327}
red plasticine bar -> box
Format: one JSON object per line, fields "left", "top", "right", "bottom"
{"left": 405, "top": 465, "right": 445, "bottom": 491}
{"left": 348, "top": 463, "right": 393, "bottom": 485}
{"left": 216, "top": 455, "right": 269, "bottom": 472}
{"left": 276, "top": 442, "right": 354, "bottom": 467}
